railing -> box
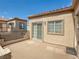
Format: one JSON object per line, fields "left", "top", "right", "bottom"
{"left": 0, "top": 35, "right": 5, "bottom": 46}
{"left": 0, "top": 31, "right": 30, "bottom": 45}
{"left": 0, "top": 34, "right": 11, "bottom": 59}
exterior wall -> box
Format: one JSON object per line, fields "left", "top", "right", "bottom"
{"left": 7, "top": 20, "right": 16, "bottom": 27}
{"left": 74, "top": 15, "right": 79, "bottom": 51}
{"left": 7, "top": 20, "right": 16, "bottom": 32}
{"left": 7, "top": 20, "right": 27, "bottom": 32}
{"left": 0, "top": 22, "right": 7, "bottom": 32}
{"left": 74, "top": 1, "right": 79, "bottom": 57}
{"left": 30, "top": 13, "right": 75, "bottom": 48}
{"left": 74, "top": 0, "right": 79, "bottom": 15}
{"left": 15, "top": 20, "right": 27, "bottom": 31}
{"left": 75, "top": 7, "right": 79, "bottom": 15}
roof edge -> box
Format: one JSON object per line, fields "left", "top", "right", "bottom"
{"left": 8, "top": 18, "right": 27, "bottom": 22}
{"left": 28, "top": 6, "right": 74, "bottom": 19}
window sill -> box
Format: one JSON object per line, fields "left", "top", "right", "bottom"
{"left": 47, "top": 32, "right": 64, "bottom": 36}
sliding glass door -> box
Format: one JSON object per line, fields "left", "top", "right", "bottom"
{"left": 32, "top": 23, "right": 37, "bottom": 38}
{"left": 32, "top": 23, "right": 42, "bottom": 39}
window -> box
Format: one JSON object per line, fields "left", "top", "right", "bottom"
{"left": 48, "top": 20, "right": 63, "bottom": 35}
{"left": 19, "top": 22, "right": 25, "bottom": 29}
{"left": 19, "top": 23, "right": 23, "bottom": 29}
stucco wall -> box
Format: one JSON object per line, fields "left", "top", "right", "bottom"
{"left": 7, "top": 20, "right": 27, "bottom": 32}
{"left": 15, "top": 20, "right": 27, "bottom": 31}
{"left": 7, "top": 20, "right": 16, "bottom": 32}
{"left": 75, "top": 6, "right": 79, "bottom": 15}
{"left": 74, "top": 1, "right": 79, "bottom": 15}
{"left": 30, "top": 12, "right": 75, "bottom": 48}
{"left": 7, "top": 20, "right": 16, "bottom": 27}
{"left": 74, "top": 1, "right": 79, "bottom": 50}
{"left": 0, "top": 22, "right": 7, "bottom": 32}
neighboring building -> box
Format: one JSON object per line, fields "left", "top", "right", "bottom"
{"left": 28, "top": 0, "right": 79, "bottom": 55}
{"left": 0, "top": 18, "right": 27, "bottom": 32}
{"left": 0, "top": 18, "right": 8, "bottom": 32}
{"left": 7, "top": 18, "right": 27, "bottom": 32}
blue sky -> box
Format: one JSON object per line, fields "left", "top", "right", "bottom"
{"left": 0, "top": 0, "right": 72, "bottom": 20}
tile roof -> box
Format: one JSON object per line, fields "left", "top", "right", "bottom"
{"left": 28, "top": 0, "right": 77, "bottom": 19}
{"left": 28, "top": 6, "right": 73, "bottom": 19}
{"left": 0, "top": 18, "right": 7, "bottom": 22}
{"left": 8, "top": 17, "right": 27, "bottom": 22}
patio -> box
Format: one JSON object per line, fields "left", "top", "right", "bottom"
{"left": 5, "top": 40, "right": 76, "bottom": 59}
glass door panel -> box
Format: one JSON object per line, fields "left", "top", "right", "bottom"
{"left": 37, "top": 24, "right": 42, "bottom": 39}
{"left": 32, "top": 24, "right": 37, "bottom": 38}
{"left": 32, "top": 23, "right": 42, "bottom": 39}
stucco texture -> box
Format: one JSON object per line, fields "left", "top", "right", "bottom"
{"left": 30, "top": 12, "right": 75, "bottom": 48}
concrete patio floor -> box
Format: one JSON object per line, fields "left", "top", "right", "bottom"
{"left": 5, "top": 40, "right": 77, "bottom": 59}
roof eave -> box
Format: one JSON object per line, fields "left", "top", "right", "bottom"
{"left": 28, "top": 7, "right": 73, "bottom": 19}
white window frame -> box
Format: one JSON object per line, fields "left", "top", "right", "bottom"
{"left": 47, "top": 20, "right": 64, "bottom": 35}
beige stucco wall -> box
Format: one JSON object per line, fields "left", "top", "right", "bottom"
{"left": 74, "top": 2, "right": 79, "bottom": 50}
{"left": 7, "top": 20, "right": 16, "bottom": 32}
{"left": 74, "top": 0, "right": 79, "bottom": 15}
{"left": 7, "top": 20, "right": 16, "bottom": 27}
{"left": 7, "top": 20, "right": 27, "bottom": 32}
{"left": 75, "top": 4, "right": 79, "bottom": 15}
{"left": 30, "top": 12, "right": 75, "bottom": 48}
{"left": 0, "top": 22, "right": 7, "bottom": 32}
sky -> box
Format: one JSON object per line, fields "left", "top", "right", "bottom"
{"left": 0, "top": 0, "right": 72, "bottom": 20}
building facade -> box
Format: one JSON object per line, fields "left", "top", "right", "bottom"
{"left": 73, "top": 0, "right": 79, "bottom": 56}
{"left": 29, "top": 7, "right": 75, "bottom": 47}
{"left": 28, "top": 0, "right": 79, "bottom": 55}
{"left": 0, "top": 18, "right": 8, "bottom": 32}
{"left": 0, "top": 18, "right": 27, "bottom": 32}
